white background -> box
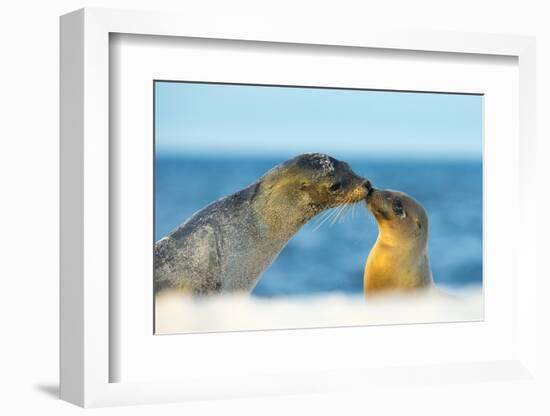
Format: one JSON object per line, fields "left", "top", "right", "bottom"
{"left": 1, "top": 1, "right": 548, "bottom": 415}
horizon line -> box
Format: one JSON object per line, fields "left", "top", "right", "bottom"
{"left": 154, "top": 151, "right": 483, "bottom": 162}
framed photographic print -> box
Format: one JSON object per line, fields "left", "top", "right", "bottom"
{"left": 60, "top": 8, "right": 538, "bottom": 407}
{"left": 152, "top": 80, "right": 484, "bottom": 335}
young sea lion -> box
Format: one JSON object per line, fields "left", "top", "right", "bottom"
{"left": 364, "top": 188, "right": 433, "bottom": 295}
{"left": 155, "top": 153, "right": 372, "bottom": 295}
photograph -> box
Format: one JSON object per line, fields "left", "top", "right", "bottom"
{"left": 153, "top": 81, "right": 483, "bottom": 334}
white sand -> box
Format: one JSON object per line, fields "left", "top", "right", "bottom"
{"left": 155, "top": 287, "right": 483, "bottom": 334}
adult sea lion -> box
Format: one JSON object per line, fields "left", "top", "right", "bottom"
{"left": 363, "top": 188, "right": 432, "bottom": 295}
{"left": 155, "top": 153, "right": 372, "bottom": 295}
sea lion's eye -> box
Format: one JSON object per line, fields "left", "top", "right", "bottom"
{"left": 329, "top": 182, "right": 342, "bottom": 192}
{"left": 392, "top": 198, "right": 406, "bottom": 218}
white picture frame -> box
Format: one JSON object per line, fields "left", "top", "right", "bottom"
{"left": 60, "top": 7, "right": 537, "bottom": 407}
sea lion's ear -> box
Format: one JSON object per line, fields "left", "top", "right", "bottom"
{"left": 300, "top": 181, "right": 309, "bottom": 191}
{"left": 415, "top": 217, "right": 422, "bottom": 229}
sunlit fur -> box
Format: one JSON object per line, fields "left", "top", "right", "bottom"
{"left": 364, "top": 189, "right": 432, "bottom": 295}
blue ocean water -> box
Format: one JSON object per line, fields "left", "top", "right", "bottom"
{"left": 155, "top": 156, "right": 482, "bottom": 297}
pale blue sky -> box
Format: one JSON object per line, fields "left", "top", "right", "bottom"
{"left": 155, "top": 81, "right": 483, "bottom": 160}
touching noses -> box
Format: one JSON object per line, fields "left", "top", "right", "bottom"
{"left": 363, "top": 179, "right": 372, "bottom": 192}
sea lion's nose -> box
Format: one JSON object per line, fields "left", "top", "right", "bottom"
{"left": 363, "top": 180, "right": 372, "bottom": 192}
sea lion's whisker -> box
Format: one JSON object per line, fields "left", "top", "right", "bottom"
{"left": 331, "top": 203, "right": 344, "bottom": 220}
{"left": 313, "top": 205, "right": 342, "bottom": 231}
{"left": 329, "top": 203, "right": 345, "bottom": 226}
{"left": 336, "top": 203, "right": 351, "bottom": 224}
{"left": 314, "top": 211, "right": 338, "bottom": 230}
{"left": 341, "top": 201, "right": 356, "bottom": 223}
{"left": 343, "top": 198, "right": 355, "bottom": 221}
{"left": 338, "top": 205, "right": 350, "bottom": 224}
{"left": 344, "top": 203, "right": 355, "bottom": 222}
{"left": 328, "top": 203, "right": 345, "bottom": 222}
{"left": 331, "top": 200, "right": 349, "bottom": 225}
{"left": 317, "top": 207, "right": 337, "bottom": 220}
{"left": 314, "top": 206, "right": 338, "bottom": 225}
